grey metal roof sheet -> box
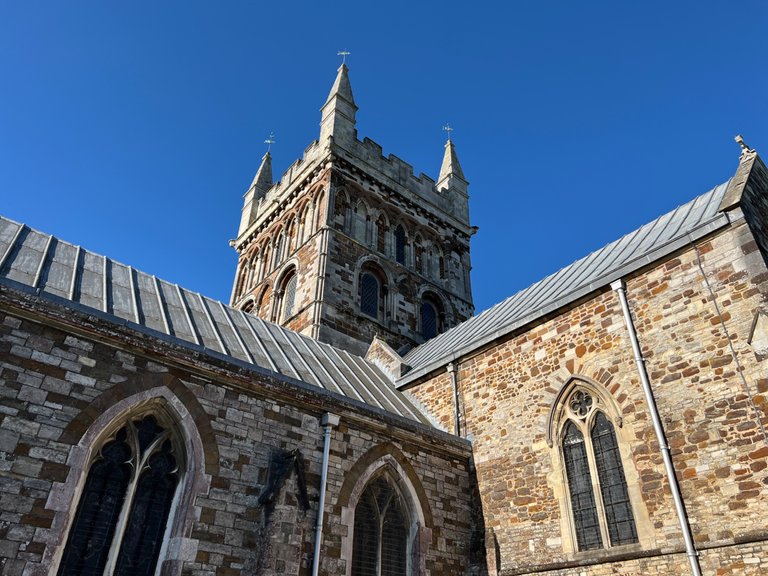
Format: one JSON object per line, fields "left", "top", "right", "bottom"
{"left": 0, "top": 217, "right": 429, "bottom": 425}
{"left": 400, "top": 179, "right": 733, "bottom": 381}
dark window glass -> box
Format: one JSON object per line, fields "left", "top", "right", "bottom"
{"left": 394, "top": 226, "right": 406, "bottom": 265}
{"left": 360, "top": 273, "right": 379, "bottom": 319}
{"left": 59, "top": 415, "right": 181, "bottom": 576}
{"left": 352, "top": 476, "right": 407, "bottom": 576}
{"left": 115, "top": 441, "right": 178, "bottom": 576}
{"left": 563, "top": 421, "right": 602, "bottom": 550}
{"left": 352, "top": 489, "right": 379, "bottom": 576}
{"left": 58, "top": 430, "right": 132, "bottom": 576}
{"left": 283, "top": 274, "right": 298, "bottom": 320}
{"left": 591, "top": 412, "right": 638, "bottom": 546}
{"left": 420, "top": 301, "right": 438, "bottom": 340}
{"left": 381, "top": 492, "right": 407, "bottom": 576}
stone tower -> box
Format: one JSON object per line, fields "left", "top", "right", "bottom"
{"left": 230, "top": 64, "right": 475, "bottom": 355}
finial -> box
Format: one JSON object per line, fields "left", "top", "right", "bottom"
{"left": 264, "top": 132, "right": 276, "bottom": 153}
{"left": 443, "top": 123, "right": 454, "bottom": 142}
{"left": 337, "top": 50, "right": 351, "bottom": 65}
{"left": 735, "top": 134, "right": 753, "bottom": 157}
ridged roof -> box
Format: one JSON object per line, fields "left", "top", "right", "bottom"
{"left": 400, "top": 179, "right": 733, "bottom": 383}
{"left": 0, "top": 216, "right": 429, "bottom": 424}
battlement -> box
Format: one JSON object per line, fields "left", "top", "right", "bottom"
{"left": 342, "top": 136, "right": 470, "bottom": 227}
{"left": 251, "top": 139, "right": 325, "bottom": 220}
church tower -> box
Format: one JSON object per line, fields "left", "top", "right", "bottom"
{"left": 230, "top": 63, "right": 475, "bottom": 355}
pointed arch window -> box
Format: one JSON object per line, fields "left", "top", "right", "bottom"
{"left": 360, "top": 272, "right": 380, "bottom": 319}
{"left": 560, "top": 388, "right": 638, "bottom": 551}
{"left": 282, "top": 272, "right": 298, "bottom": 321}
{"left": 352, "top": 475, "right": 408, "bottom": 576}
{"left": 58, "top": 413, "right": 182, "bottom": 576}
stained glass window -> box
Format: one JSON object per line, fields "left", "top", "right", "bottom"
{"left": 592, "top": 412, "right": 638, "bottom": 546}
{"left": 563, "top": 421, "right": 602, "bottom": 550}
{"left": 58, "top": 414, "right": 181, "bottom": 576}
{"left": 560, "top": 389, "right": 638, "bottom": 552}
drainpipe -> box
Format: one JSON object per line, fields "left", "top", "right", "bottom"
{"left": 312, "top": 412, "right": 339, "bottom": 576}
{"left": 447, "top": 363, "right": 461, "bottom": 436}
{"left": 611, "top": 280, "right": 702, "bottom": 576}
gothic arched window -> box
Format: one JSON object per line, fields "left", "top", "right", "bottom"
{"left": 560, "top": 388, "right": 638, "bottom": 551}
{"left": 282, "top": 271, "right": 298, "bottom": 321}
{"left": 360, "top": 272, "right": 380, "bottom": 320}
{"left": 58, "top": 413, "right": 182, "bottom": 576}
{"left": 352, "top": 475, "right": 408, "bottom": 576}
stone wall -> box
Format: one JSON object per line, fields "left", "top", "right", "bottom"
{"left": 407, "top": 212, "right": 768, "bottom": 575}
{"left": 0, "top": 293, "right": 478, "bottom": 576}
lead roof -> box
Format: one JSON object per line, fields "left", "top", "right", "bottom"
{"left": 399, "top": 179, "right": 733, "bottom": 384}
{"left": 0, "top": 216, "right": 429, "bottom": 424}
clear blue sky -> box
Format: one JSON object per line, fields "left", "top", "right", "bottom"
{"left": 2, "top": 2, "right": 767, "bottom": 313}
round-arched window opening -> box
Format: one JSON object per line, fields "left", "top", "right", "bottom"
{"left": 360, "top": 272, "right": 380, "bottom": 319}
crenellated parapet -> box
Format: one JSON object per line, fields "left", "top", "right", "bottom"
{"left": 231, "top": 62, "right": 475, "bottom": 355}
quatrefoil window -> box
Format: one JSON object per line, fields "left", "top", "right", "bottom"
{"left": 569, "top": 389, "right": 593, "bottom": 419}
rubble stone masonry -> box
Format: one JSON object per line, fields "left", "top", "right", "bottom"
{"left": 0, "top": 293, "right": 477, "bottom": 576}
{"left": 408, "top": 209, "right": 768, "bottom": 574}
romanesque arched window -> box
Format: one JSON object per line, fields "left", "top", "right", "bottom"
{"left": 420, "top": 301, "right": 438, "bottom": 340}
{"left": 58, "top": 412, "right": 183, "bottom": 576}
{"left": 351, "top": 475, "right": 408, "bottom": 576}
{"left": 559, "top": 387, "right": 638, "bottom": 551}
{"left": 241, "top": 298, "right": 255, "bottom": 314}
{"left": 419, "top": 292, "right": 444, "bottom": 340}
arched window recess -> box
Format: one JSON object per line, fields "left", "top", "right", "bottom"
{"left": 358, "top": 262, "right": 388, "bottom": 323}
{"left": 549, "top": 380, "right": 638, "bottom": 553}
{"left": 352, "top": 472, "right": 409, "bottom": 576}
{"left": 57, "top": 409, "right": 185, "bottom": 576}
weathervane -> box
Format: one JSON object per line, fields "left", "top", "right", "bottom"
{"left": 337, "top": 50, "right": 351, "bottom": 65}
{"left": 443, "top": 123, "right": 454, "bottom": 142}
{"left": 264, "top": 132, "right": 276, "bottom": 153}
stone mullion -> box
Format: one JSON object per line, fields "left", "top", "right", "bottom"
{"left": 581, "top": 414, "right": 611, "bottom": 550}
{"left": 102, "top": 422, "right": 144, "bottom": 576}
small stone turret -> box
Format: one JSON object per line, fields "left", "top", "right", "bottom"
{"left": 319, "top": 64, "right": 358, "bottom": 148}
{"left": 437, "top": 139, "right": 470, "bottom": 225}
{"left": 238, "top": 151, "right": 273, "bottom": 237}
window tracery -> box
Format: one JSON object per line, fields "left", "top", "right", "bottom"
{"left": 58, "top": 413, "right": 183, "bottom": 576}
{"left": 558, "top": 387, "right": 638, "bottom": 551}
{"left": 351, "top": 475, "right": 408, "bottom": 576}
